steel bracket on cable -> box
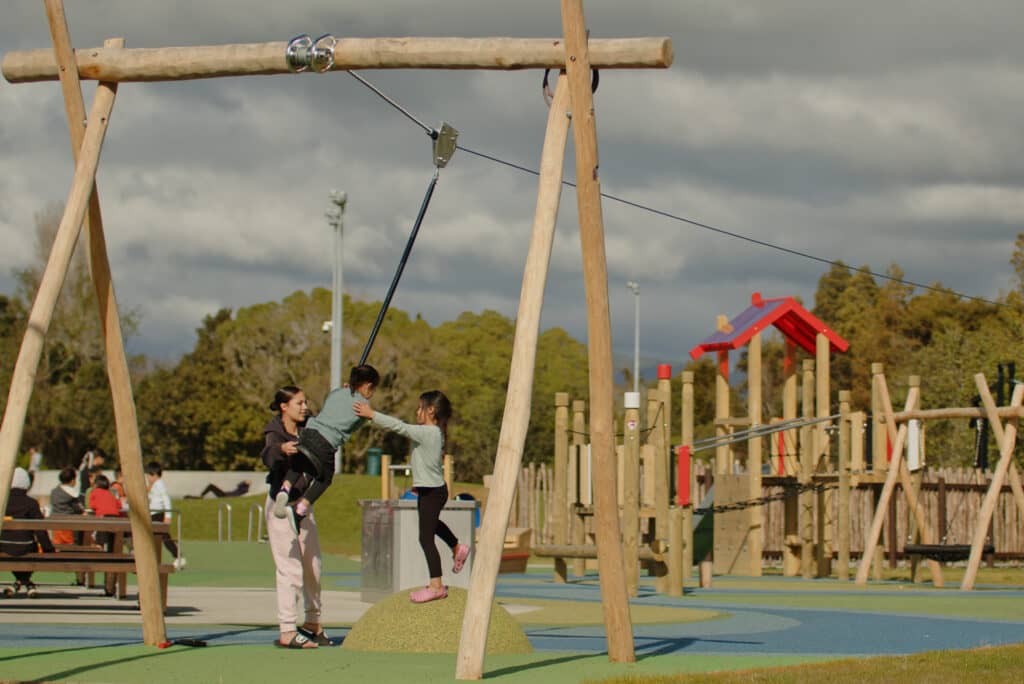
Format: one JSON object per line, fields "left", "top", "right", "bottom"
{"left": 432, "top": 122, "right": 459, "bottom": 168}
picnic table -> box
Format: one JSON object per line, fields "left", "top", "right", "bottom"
{"left": 0, "top": 517, "right": 176, "bottom": 608}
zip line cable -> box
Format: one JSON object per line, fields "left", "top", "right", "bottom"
{"left": 348, "top": 74, "right": 1007, "bottom": 310}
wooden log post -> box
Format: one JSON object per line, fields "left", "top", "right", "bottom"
{"left": 456, "top": 74, "right": 571, "bottom": 679}
{"left": 0, "top": 58, "right": 118, "bottom": 541}
{"left": 648, "top": 387, "right": 668, "bottom": 591}
{"left": 680, "top": 371, "right": 695, "bottom": 581}
{"left": 715, "top": 351, "right": 731, "bottom": 475}
{"left": 800, "top": 359, "right": 815, "bottom": 578}
{"left": 571, "top": 400, "right": 587, "bottom": 577}
{"left": 444, "top": 454, "right": 454, "bottom": 494}
{"left": 837, "top": 390, "right": 852, "bottom": 581}
{"left": 747, "top": 332, "right": 763, "bottom": 577}
{"left": 43, "top": 6, "right": 167, "bottom": 643}
{"left": 656, "top": 365, "right": 673, "bottom": 590}
{"left": 961, "top": 378, "right": 1024, "bottom": 590}
{"left": 458, "top": 73, "right": 577, "bottom": 679}
{"left": 380, "top": 454, "right": 392, "bottom": 500}
{"left": 558, "top": 0, "right": 634, "bottom": 662}
{"left": 668, "top": 506, "right": 684, "bottom": 597}
{"left": 3, "top": 37, "right": 673, "bottom": 83}
{"left": 815, "top": 333, "right": 832, "bottom": 577}
{"left": 782, "top": 341, "right": 799, "bottom": 576}
{"left": 855, "top": 375, "right": 920, "bottom": 584}
{"left": 869, "top": 362, "right": 886, "bottom": 580}
{"left": 553, "top": 392, "right": 570, "bottom": 582}
{"left": 623, "top": 392, "right": 641, "bottom": 596}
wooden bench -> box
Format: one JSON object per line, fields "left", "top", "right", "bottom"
{"left": 499, "top": 527, "right": 532, "bottom": 574}
{"left": 0, "top": 517, "right": 176, "bottom": 608}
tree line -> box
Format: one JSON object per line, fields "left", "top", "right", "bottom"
{"left": 2, "top": 205, "right": 1022, "bottom": 476}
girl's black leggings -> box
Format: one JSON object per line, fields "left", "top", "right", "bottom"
{"left": 416, "top": 484, "right": 458, "bottom": 579}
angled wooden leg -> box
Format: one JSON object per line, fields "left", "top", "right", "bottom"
{"left": 44, "top": 1, "right": 166, "bottom": 644}
{"left": 455, "top": 76, "right": 570, "bottom": 680}
{"left": 962, "top": 379, "right": 1023, "bottom": 590}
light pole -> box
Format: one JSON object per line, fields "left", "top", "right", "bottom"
{"left": 327, "top": 190, "right": 347, "bottom": 474}
{"left": 626, "top": 281, "right": 639, "bottom": 394}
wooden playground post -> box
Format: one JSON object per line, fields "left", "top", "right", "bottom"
{"left": 457, "top": 73, "right": 572, "bottom": 678}
{"left": 571, "top": 400, "right": 587, "bottom": 577}
{"left": 855, "top": 373, "right": 943, "bottom": 585}
{"left": 746, "top": 332, "right": 763, "bottom": 576}
{"left": 623, "top": 392, "right": 641, "bottom": 596}
{"left": 715, "top": 350, "right": 730, "bottom": 474}
{"left": 0, "top": 58, "right": 117, "bottom": 541}
{"left": 782, "top": 340, "right": 799, "bottom": 576}
{"left": 680, "top": 371, "right": 695, "bottom": 580}
{"left": 815, "top": 333, "right": 832, "bottom": 577}
{"left": 668, "top": 506, "right": 684, "bottom": 597}
{"left": 560, "top": 0, "right": 634, "bottom": 661}
{"left": 553, "top": 393, "right": 570, "bottom": 582}
{"left": 869, "top": 362, "right": 886, "bottom": 579}
{"left": 800, "top": 359, "right": 815, "bottom": 578}
{"left": 380, "top": 454, "right": 392, "bottom": 499}
{"left": 444, "top": 454, "right": 454, "bottom": 495}
{"left": 961, "top": 377, "right": 1024, "bottom": 590}
{"left": 657, "top": 366, "right": 673, "bottom": 580}
{"left": 648, "top": 387, "right": 669, "bottom": 592}
{"left": 837, "top": 390, "right": 852, "bottom": 581}
{"left": 43, "top": 9, "right": 167, "bottom": 642}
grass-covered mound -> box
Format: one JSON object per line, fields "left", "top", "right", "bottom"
{"left": 342, "top": 586, "right": 532, "bottom": 654}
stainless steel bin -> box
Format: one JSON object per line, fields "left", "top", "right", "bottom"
{"left": 358, "top": 498, "right": 478, "bottom": 603}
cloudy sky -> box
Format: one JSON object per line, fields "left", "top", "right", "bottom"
{"left": 1, "top": 2, "right": 1021, "bottom": 374}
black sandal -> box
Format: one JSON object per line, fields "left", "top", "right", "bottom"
{"left": 297, "top": 626, "right": 332, "bottom": 646}
{"left": 276, "top": 632, "right": 317, "bottom": 649}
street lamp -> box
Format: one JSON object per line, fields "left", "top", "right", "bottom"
{"left": 327, "top": 190, "right": 347, "bottom": 474}
{"left": 326, "top": 190, "right": 347, "bottom": 392}
{"left": 626, "top": 281, "right": 639, "bottom": 394}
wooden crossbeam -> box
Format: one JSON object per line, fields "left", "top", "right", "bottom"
{"left": 3, "top": 37, "right": 673, "bottom": 83}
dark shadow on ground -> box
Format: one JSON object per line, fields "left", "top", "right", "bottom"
{"left": 483, "top": 652, "right": 606, "bottom": 678}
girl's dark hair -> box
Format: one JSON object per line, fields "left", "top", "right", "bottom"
{"left": 269, "top": 386, "right": 302, "bottom": 412}
{"left": 419, "top": 390, "right": 452, "bottom": 448}
{"left": 94, "top": 474, "right": 110, "bottom": 490}
{"left": 348, "top": 365, "right": 380, "bottom": 395}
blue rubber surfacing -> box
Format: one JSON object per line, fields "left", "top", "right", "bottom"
{"left": 2, "top": 576, "right": 1024, "bottom": 657}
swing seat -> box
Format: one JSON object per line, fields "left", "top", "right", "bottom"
{"left": 903, "top": 543, "right": 994, "bottom": 563}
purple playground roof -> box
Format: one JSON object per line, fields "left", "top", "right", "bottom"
{"left": 689, "top": 292, "right": 849, "bottom": 360}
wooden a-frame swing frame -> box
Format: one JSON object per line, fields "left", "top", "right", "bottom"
{"left": 0, "top": 1, "right": 672, "bottom": 679}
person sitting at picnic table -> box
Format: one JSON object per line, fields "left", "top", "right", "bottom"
{"left": 49, "top": 465, "right": 85, "bottom": 546}
{"left": 2, "top": 467, "right": 55, "bottom": 598}
{"left": 184, "top": 480, "right": 251, "bottom": 500}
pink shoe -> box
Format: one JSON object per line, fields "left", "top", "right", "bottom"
{"left": 409, "top": 585, "right": 448, "bottom": 604}
{"left": 452, "top": 543, "right": 470, "bottom": 574}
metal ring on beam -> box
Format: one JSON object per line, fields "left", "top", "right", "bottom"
{"left": 310, "top": 34, "right": 337, "bottom": 73}
{"left": 285, "top": 34, "right": 313, "bottom": 72}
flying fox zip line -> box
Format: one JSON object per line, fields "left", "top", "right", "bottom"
{"left": 0, "top": 1, "right": 671, "bottom": 679}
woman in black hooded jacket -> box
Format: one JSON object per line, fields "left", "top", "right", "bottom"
{"left": 2, "top": 467, "right": 55, "bottom": 597}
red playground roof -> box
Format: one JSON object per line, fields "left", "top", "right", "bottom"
{"left": 689, "top": 292, "right": 849, "bottom": 360}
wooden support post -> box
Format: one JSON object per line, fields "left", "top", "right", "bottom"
{"left": 623, "top": 393, "right": 641, "bottom": 596}
{"left": 815, "top": 333, "right": 832, "bottom": 577}
{"left": 571, "top": 400, "right": 587, "bottom": 577}
{"left": 444, "top": 453, "right": 453, "bottom": 494}
{"left": 42, "top": 8, "right": 167, "bottom": 642}
{"left": 871, "top": 363, "right": 887, "bottom": 472}
{"left": 837, "top": 390, "right": 851, "bottom": 581}
{"left": 782, "top": 340, "right": 798, "bottom": 476}
{"left": 715, "top": 351, "right": 731, "bottom": 475}
{"left": 747, "top": 332, "right": 763, "bottom": 576}
{"left": 0, "top": 53, "right": 118, "bottom": 542}
{"left": 381, "top": 454, "right": 392, "bottom": 500}
{"left": 558, "top": 0, "right": 633, "bottom": 662}
{"left": 457, "top": 74, "right": 571, "bottom": 679}
{"left": 800, "top": 359, "right": 815, "bottom": 578}
{"left": 681, "top": 371, "right": 694, "bottom": 581}
{"left": 961, "top": 378, "right": 1024, "bottom": 590}
{"left": 856, "top": 374, "right": 942, "bottom": 584}
{"left": 668, "top": 506, "right": 683, "bottom": 597}
{"left": 553, "top": 393, "right": 570, "bottom": 583}
{"left": 649, "top": 386, "right": 668, "bottom": 592}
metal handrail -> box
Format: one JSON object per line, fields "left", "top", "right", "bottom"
{"left": 247, "top": 503, "right": 264, "bottom": 542}
{"left": 217, "top": 503, "right": 233, "bottom": 543}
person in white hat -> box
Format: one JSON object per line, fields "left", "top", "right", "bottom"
{"left": 1, "top": 467, "right": 55, "bottom": 598}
